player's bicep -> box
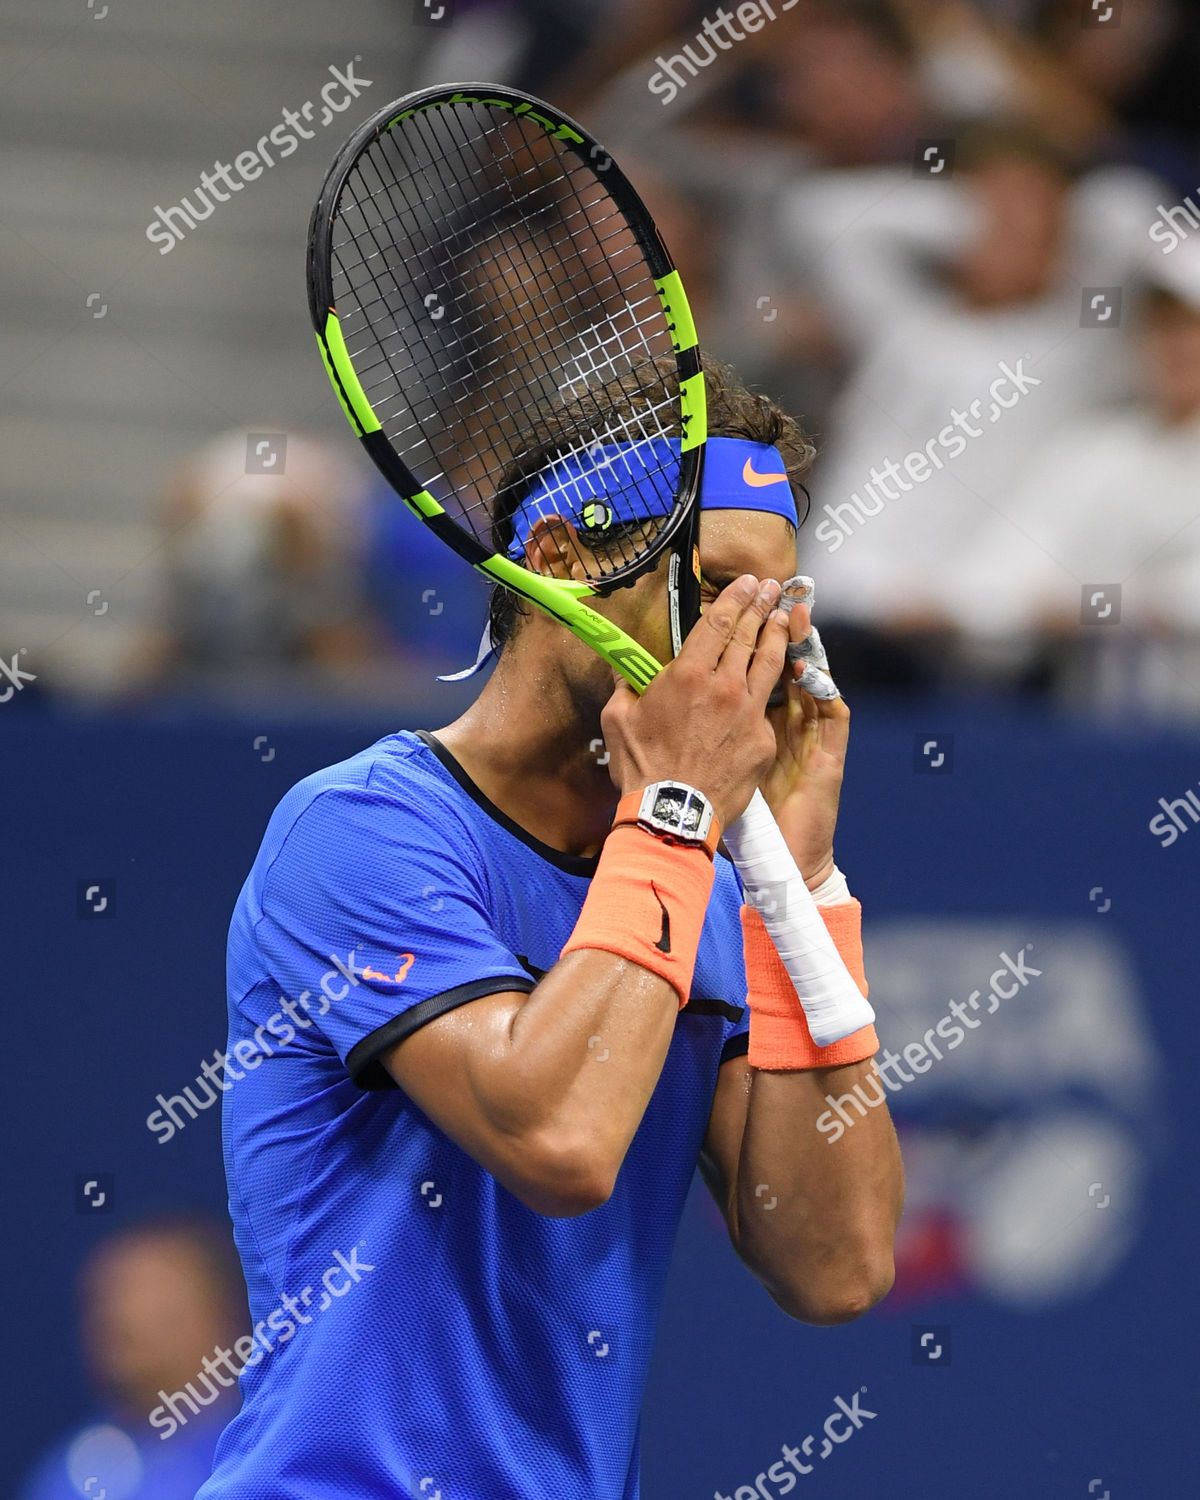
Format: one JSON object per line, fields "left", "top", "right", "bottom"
{"left": 381, "top": 988, "right": 532, "bottom": 1165}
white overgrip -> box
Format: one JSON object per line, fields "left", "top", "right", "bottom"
{"left": 723, "top": 789, "right": 876, "bottom": 1047}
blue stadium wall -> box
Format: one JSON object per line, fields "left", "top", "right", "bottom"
{"left": 2, "top": 694, "right": 1194, "bottom": 1497}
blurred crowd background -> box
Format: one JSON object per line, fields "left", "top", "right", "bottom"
{"left": 4, "top": 2, "right": 1195, "bottom": 1497}
{"left": 5, "top": 0, "right": 1200, "bottom": 715}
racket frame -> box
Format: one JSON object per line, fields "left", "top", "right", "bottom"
{"left": 307, "top": 82, "right": 707, "bottom": 691}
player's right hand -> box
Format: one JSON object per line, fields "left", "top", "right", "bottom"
{"left": 601, "top": 575, "right": 788, "bottom": 829}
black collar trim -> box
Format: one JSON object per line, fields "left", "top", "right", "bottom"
{"left": 415, "top": 730, "right": 600, "bottom": 878}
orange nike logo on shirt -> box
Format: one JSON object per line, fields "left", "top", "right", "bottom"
{"left": 742, "top": 457, "right": 788, "bottom": 488}
{"left": 361, "top": 953, "right": 415, "bottom": 984}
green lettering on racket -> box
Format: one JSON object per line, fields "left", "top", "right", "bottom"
{"left": 387, "top": 94, "right": 584, "bottom": 144}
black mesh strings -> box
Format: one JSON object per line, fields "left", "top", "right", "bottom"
{"left": 326, "top": 100, "right": 683, "bottom": 582}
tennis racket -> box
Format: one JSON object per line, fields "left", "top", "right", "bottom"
{"left": 306, "top": 83, "right": 873, "bottom": 1046}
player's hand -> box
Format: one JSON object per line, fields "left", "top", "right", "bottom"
{"left": 601, "top": 575, "right": 788, "bottom": 830}
{"left": 760, "top": 578, "right": 849, "bottom": 888}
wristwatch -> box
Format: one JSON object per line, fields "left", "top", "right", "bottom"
{"left": 613, "top": 781, "right": 720, "bottom": 859}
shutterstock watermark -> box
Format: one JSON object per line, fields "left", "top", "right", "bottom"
{"left": 713, "top": 1387, "right": 877, "bottom": 1497}
{"left": 817, "top": 946, "right": 1043, "bottom": 1143}
{"left": 145, "top": 949, "right": 363, "bottom": 1143}
{"left": 649, "top": 0, "right": 802, "bottom": 107}
{"left": 813, "top": 359, "right": 1042, "bottom": 554}
{"left": 149, "top": 1242, "right": 374, "bottom": 1438}
{"left": 145, "top": 59, "right": 373, "bottom": 254}
{"left": 1148, "top": 185, "right": 1200, "bottom": 255}
{"left": 0, "top": 650, "right": 36, "bottom": 703}
{"left": 1148, "top": 781, "right": 1200, "bottom": 848}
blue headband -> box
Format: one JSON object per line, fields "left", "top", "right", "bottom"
{"left": 506, "top": 436, "right": 796, "bottom": 558}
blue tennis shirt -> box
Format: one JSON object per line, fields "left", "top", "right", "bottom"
{"left": 199, "top": 729, "right": 750, "bottom": 1500}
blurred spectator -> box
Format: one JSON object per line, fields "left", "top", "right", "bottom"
{"left": 764, "top": 1, "right": 929, "bottom": 168}
{"left": 1034, "top": 0, "right": 1200, "bottom": 186}
{"left": 136, "top": 429, "right": 375, "bottom": 687}
{"left": 414, "top": 0, "right": 1200, "bottom": 705}
{"left": 127, "top": 429, "right": 489, "bottom": 695}
{"left": 17, "top": 1219, "right": 246, "bottom": 1500}
{"left": 774, "top": 123, "right": 1159, "bottom": 657}
{"left": 941, "top": 239, "right": 1200, "bottom": 714}
{"left": 30, "top": 0, "right": 1199, "bottom": 709}
{"left": 585, "top": 2, "right": 932, "bottom": 166}
{"left": 410, "top": 0, "right": 633, "bottom": 97}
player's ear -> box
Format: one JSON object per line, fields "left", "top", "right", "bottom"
{"left": 525, "top": 516, "right": 587, "bottom": 581}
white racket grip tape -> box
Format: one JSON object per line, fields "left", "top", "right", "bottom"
{"left": 724, "top": 789, "right": 876, "bottom": 1046}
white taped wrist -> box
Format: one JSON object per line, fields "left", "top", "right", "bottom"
{"left": 724, "top": 792, "right": 875, "bottom": 1046}
{"left": 809, "top": 865, "right": 851, "bottom": 907}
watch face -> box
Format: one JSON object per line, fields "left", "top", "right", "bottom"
{"left": 651, "top": 785, "right": 706, "bottom": 834}
{"left": 652, "top": 786, "right": 687, "bottom": 827}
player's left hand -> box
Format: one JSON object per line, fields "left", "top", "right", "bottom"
{"left": 760, "top": 577, "right": 849, "bottom": 889}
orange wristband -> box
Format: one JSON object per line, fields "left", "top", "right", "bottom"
{"left": 740, "top": 900, "right": 879, "bottom": 1070}
{"left": 560, "top": 823, "right": 715, "bottom": 1006}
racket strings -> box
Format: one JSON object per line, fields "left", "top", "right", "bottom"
{"left": 330, "top": 130, "right": 639, "bottom": 311}
{"left": 333, "top": 195, "right": 657, "bottom": 370}
{"left": 415, "top": 109, "right": 649, "bottom": 500}
{"left": 363, "top": 288, "right": 665, "bottom": 474}
{"left": 401, "top": 108, "right": 593, "bottom": 446}
{"left": 376, "top": 331, "right": 669, "bottom": 470}
{"left": 338, "top": 248, "right": 660, "bottom": 430}
{"left": 327, "top": 100, "right": 681, "bottom": 583}
{"left": 332, "top": 151, "right": 649, "bottom": 301}
{"left": 340, "top": 123, "right": 657, "bottom": 438}
{"left": 339, "top": 117, "right": 624, "bottom": 352}
{"left": 346, "top": 134, "right": 642, "bottom": 378}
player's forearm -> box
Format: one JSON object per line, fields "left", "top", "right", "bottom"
{"left": 467, "top": 949, "right": 679, "bottom": 1215}
{"left": 385, "top": 945, "right": 680, "bottom": 1218}
{"left": 733, "top": 1062, "right": 902, "bottom": 1324}
{"left": 391, "top": 800, "right": 723, "bottom": 1216}
{"left": 474, "top": 817, "right": 717, "bottom": 1214}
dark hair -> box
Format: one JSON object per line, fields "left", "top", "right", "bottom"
{"left": 488, "top": 351, "right": 816, "bottom": 650}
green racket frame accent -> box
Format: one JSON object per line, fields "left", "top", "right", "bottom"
{"left": 316, "top": 312, "right": 381, "bottom": 437}
{"left": 404, "top": 488, "right": 446, "bottom": 519}
{"left": 476, "top": 555, "right": 663, "bottom": 691}
{"left": 654, "top": 270, "right": 698, "bottom": 354}
{"left": 679, "top": 371, "right": 707, "bottom": 454}
{"left": 308, "top": 84, "right": 706, "bottom": 694}
{"left": 385, "top": 91, "right": 585, "bottom": 145}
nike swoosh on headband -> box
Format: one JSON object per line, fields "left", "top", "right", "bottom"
{"left": 505, "top": 437, "right": 797, "bottom": 560}
{"left": 447, "top": 438, "right": 797, "bottom": 681}
{"left": 742, "top": 457, "right": 788, "bottom": 488}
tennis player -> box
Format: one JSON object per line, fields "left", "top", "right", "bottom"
{"left": 199, "top": 358, "right": 903, "bottom": 1499}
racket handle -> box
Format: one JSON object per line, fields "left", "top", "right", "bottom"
{"left": 724, "top": 790, "right": 876, "bottom": 1048}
